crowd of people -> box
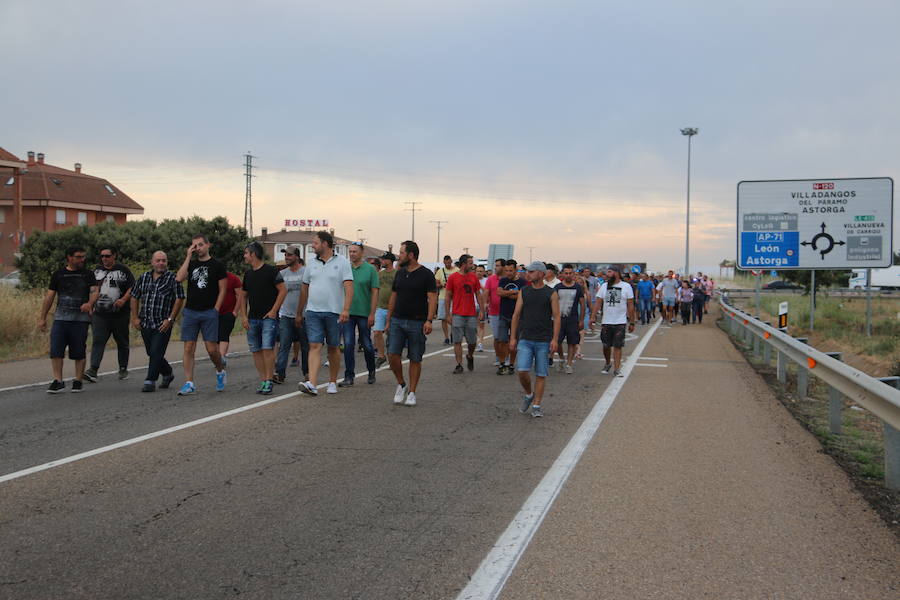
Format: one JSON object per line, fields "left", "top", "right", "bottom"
{"left": 37, "top": 233, "right": 714, "bottom": 417}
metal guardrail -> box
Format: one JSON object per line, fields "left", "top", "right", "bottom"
{"left": 718, "top": 293, "right": 900, "bottom": 490}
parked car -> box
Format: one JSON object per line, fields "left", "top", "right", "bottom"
{"left": 764, "top": 280, "right": 802, "bottom": 290}
{"left": 0, "top": 271, "right": 20, "bottom": 287}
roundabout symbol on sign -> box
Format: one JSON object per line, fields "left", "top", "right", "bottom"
{"left": 801, "top": 222, "right": 845, "bottom": 260}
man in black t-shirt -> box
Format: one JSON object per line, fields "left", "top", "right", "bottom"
{"left": 240, "top": 242, "right": 286, "bottom": 395}
{"left": 554, "top": 263, "right": 585, "bottom": 374}
{"left": 385, "top": 240, "right": 436, "bottom": 407}
{"left": 84, "top": 247, "right": 135, "bottom": 383}
{"left": 175, "top": 234, "right": 227, "bottom": 395}
{"left": 496, "top": 259, "right": 526, "bottom": 374}
{"left": 38, "top": 246, "right": 99, "bottom": 393}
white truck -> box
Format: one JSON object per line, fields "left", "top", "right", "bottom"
{"left": 848, "top": 266, "right": 900, "bottom": 289}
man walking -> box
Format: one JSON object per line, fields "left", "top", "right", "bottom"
{"left": 130, "top": 251, "right": 185, "bottom": 392}
{"left": 385, "top": 241, "right": 436, "bottom": 407}
{"left": 434, "top": 255, "right": 458, "bottom": 345}
{"left": 275, "top": 246, "right": 309, "bottom": 384}
{"left": 554, "top": 263, "right": 584, "bottom": 374}
{"left": 636, "top": 272, "right": 656, "bottom": 325}
{"left": 240, "top": 242, "right": 286, "bottom": 395}
{"left": 339, "top": 242, "right": 379, "bottom": 387}
{"left": 591, "top": 266, "right": 636, "bottom": 377}
{"left": 657, "top": 270, "right": 679, "bottom": 324}
{"left": 444, "top": 254, "right": 483, "bottom": 374}
{"left": 84, "top": 247, "right": 134, "bottom": 382}
{"left": 496, "top": 259, "right": 526, "bottom": 374}
{"left": 38, "top": 246, "right": 99, "bottom": 393}
{"left": 175, "top": 234, "right": 228, "bottom": 395}
{"left": 483, "top": 258, "right": 504, "bottom": 366}
{"left": 510, "top": 261, "right": 560, "bottom": 418}
{"left": 295, "top": 231, "right": 354, "bottom": 396}
{"left": 373, "top": 251, "right": 396, "bottom": 368}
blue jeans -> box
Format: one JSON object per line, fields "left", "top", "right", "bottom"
{"left": 247, "top": 317, "right": 278, "bottom": 352}
{"left": 638, "top": 297, "right": 654, "bottom": 324}
{"left": 388, "top": 318, "right": 427, "bottom": 362}
{"left": 277, "top": 316, "right": 309, "bottom": 377}
{"left": 516, "top": 339, "right": 550, "bottom": 377}
{"left": 342, "top": 315, "right": 376, "bottom": 379}
{"left": 141, "top": 327, "right": 173, "bottom": 382}
{"left": 305, "top": 311, "right": 341, "bottom": 347}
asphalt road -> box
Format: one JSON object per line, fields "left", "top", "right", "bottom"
{"left": 1, "top": 325, "right": 649, "bottom": 599}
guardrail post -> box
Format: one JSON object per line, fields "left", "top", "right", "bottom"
{"left": 752, "top": 316, "right": 760, "bottom": 356}
{"left": 794, "top": 338, "right": 809, "bottom": 398}
{"left": 777, "top": 351, "right": 786, "bottom": 384}
{"left": 824, "top": 352, "right": 843, "bottom": 434}
{"left": 878, "top": 376, "right": 900, "bottom": 491}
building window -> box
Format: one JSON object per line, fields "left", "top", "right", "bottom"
{"left": 274, "top": 243, "right": 287, "bottom": 257}
{"left": 77, "top": 212, "right": 88, "bottom": 225}
{"left": 0, "top": 208, "right": 5, "bottom": 223}
{"left": 55, "top": 209, "right": 66, "bottom": 225}
{"left": 106, "top": 215, "right": 115, "bottom": 223}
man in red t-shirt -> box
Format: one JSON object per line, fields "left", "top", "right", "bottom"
{"left": 483, "top": 258, "right": 504, "bottom": 366}
{"left": 444, "top": 254, "right": 483, "bottom": 373}
{"left": 218, "top": 271, "right": 243, "bottom": 360}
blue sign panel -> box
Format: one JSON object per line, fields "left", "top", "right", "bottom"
{"left": 631, "top": 264, "right": 641, "bottom": 274}
{"left": 740, "top": 231, "right": 800, "bottom": 268}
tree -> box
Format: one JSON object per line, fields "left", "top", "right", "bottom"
{"left": 17, "top": 216, "right": 250, "bottom": 289}
{"left": 781, "top": 269, "right": 851, "bottom": 294}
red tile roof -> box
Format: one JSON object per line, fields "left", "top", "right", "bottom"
{"left": 0, "top": 148, "right": 22, "bottom": 162}
{"left": 0, "top": 148, "right": 143, "bottom": 213}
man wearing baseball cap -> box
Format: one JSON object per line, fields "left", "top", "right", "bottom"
{"left": 590, "top": 266, "right": 636, "bottom": 377}
{"left": 510, "top": 260, "right": 560, "bottom": 418}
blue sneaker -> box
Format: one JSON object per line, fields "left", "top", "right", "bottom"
{"left": 177, "top": 382, "right": 196, "bottom": 396}
{"left": 260, "top": 380, "right": 273, "bottom": 395}
{"left": 216, "top": 370, "right": 226, "bottom": 392}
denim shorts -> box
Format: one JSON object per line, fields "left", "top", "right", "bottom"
{"left": 373, "top": 307, "right": 389, "bottom": 332}
{"left": 305, "top": 311, "right": 341, "bottom": 347}
{"left": 437, "top": 298, "right": 446, "bottom": 320}
{"left": 516, "top": 339, "right": 550, "bottom": 377}
{"left": 387, "top": 317, "right": 427, "bottom": 362}
{"left": 50, "top": 320, "right": 89, "bottom": 360}
{"left": 496, "top": 316, "right": 512, "bottom": 342}
{"left": 451, "top": 314, "right": 477, "bottom": 345}
{"left": 663, "top": 296, "right": 676, "bottom": 307}
{"left": 181, "top": 307, "right": 219, "bottom": 342}
{"left": 247, "top": 317, "right": 278, "bottom": 352}
{"left": 489, "top": 315, "right": 501, "bottom": 338}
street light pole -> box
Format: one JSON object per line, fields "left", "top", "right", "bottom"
{"left": 430, "top": 220, "right": 449, "bottom": 262}
{"left": 527, "top": 246, "right": 536, "bottom": 263}
{"left": 681, "top": 127, "right": 698, "bottom": 278}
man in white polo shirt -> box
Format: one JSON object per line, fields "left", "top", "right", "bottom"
{"left": 295, "top": 231, "right": 354, "bottom": 396}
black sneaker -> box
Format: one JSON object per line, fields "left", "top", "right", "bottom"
{"left": 466, "top": 355, "right": 474, "bottom": 371}
{"left": 338, "top": 378, "right": 354, "bottom": 388}
{"left": 71, "top": 380, "right": 84, "bottom": 393}
{"left": 497, "top": 365, "right": 505, "bottom": 376}
{"left": 47, "top": 380, "right": 65, "bottom": 394}
{"left": 367, "top": 371, "right": 376, "bottom": 385}
{"left": 506, "top": 365, "right": 516, "bottom": 375}
{"left": 160, "top": 374, "right": 175, "bottom": 389}
{"left": 272, "top": 373, "right": 285, "bottom": 384}
{"left": 83, "top": 368, "right": 98, "bottom": 383}
{"left": 375, "top": 356, "right": 387, "bottom": 368}
{"left": 141, "top": 382, "right": 156, "bottom": 392}
{"left": 444, "top": 338, "right": 451, "bottom": 345}
{"left": 118, "top": 367, "right": 129, "bottom": 380}
{"left": 453, "top": 364, "right": 464, "bottom": 374}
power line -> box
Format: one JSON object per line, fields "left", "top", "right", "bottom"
{"left": 244, "top": 152, "right": 256, "bottom": 237}
{"left": 430, "top": 220, "right": 449, "bottom": 262}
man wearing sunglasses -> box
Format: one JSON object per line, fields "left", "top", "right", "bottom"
{"left": 84, "top": 247, "right": 135, "bottom": 383}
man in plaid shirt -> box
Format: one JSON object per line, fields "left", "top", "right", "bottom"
{"left": 130, "top": 251, "right": 186, "bottom": 392}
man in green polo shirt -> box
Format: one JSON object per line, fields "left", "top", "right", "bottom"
{"left": 339, "top": 242, "right": 380, "bottom": 386}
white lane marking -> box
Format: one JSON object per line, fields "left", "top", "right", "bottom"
{"left": 634, "top": 356, "right": 668, "bottom": 361}
{"left": 0, "top": 341, "right": 462, "bottom": 485}
{"left": 634, "top": 363, "right": 668, "bottom": 368}
{"left": 456, "top": 318, "right": 661, "bottom": 600}
{"left": 0, "top": 352, "right": 252, "bottom": 394}
{"left": 442, "top": 354, "right": 489, "bottom": 359}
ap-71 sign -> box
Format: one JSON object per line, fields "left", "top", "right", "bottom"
{"left": 737, "top": 177, "right": 893, "bottom": 269}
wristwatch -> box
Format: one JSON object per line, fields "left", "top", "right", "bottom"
{"left": 165, "top": 317, "right": 173, "bottom": 323}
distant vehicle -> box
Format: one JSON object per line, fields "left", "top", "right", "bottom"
{"left": 849, "top": 266, "right": 900, "bottom": 290}
{"left": 0, "top": 271, "right": 20, "bottom": 287}
{"left": 764, "top": 280, "right": 802, "bottom": 290}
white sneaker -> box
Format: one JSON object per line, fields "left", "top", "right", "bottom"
{"left": 393, "top": 384, "right": 407, "bottom": 404}
{"left": 404, "top": 391, "right": 417, "bottom": 406}
{"left": 327, "top": 382, "right": 338, "bottom": 394}
{"left": 476, "top": 343, "right": 484, "bottom": 352}
{"left": 565, "top": 363, "right": 574, "bottom": 374}
{"left": 555, "top": 361, "right": 564, "bottom": 373}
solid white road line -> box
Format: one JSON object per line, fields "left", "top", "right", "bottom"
{"left": 634, "top": 363, "right": 668, "bottom": 368}
{"left": 636, "top": 356, "right": 668, "bottom": 361}
{"left": 456, "top": 318, "right": 661, "bottom": 600}
{"left": 0, "top": 343, "right": 456, "bottom": 485}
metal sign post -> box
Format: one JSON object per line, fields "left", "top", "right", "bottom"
{"left": 865, "top": 268, "right": 873, "bottom": 337}
{"left": 809, "top": 270, "right": 816, "bottom": 331}
{"left": 755, "top": 271, "right": 762, "bottom": 317}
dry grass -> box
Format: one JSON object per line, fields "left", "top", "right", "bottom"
{"left": 0, "top": 286, "right": 48, "bottom": 361}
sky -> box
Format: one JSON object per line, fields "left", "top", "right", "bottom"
{"left": 3, "top": 0, "right": 899, "bottom": 274}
